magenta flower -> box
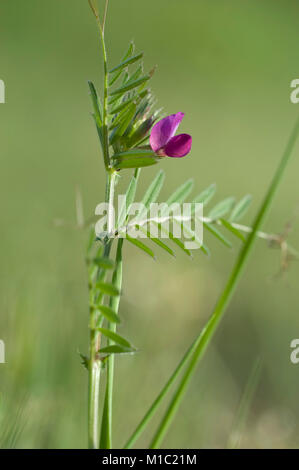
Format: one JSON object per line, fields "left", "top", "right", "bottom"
{"left": 150, "top": 112, "right": 192, "bottom": 158}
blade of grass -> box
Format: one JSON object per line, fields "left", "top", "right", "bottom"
{"left": 87, "top": 0, "right": 114, "bottom": 441}
{"left": 123, "top": 337, "right": 198, "bottom": 449}
{"left": 149, "top": 116, "right": 299, "bottom": 448}
{"left": 227, "top": 357, "right": 262, "bottom": 449}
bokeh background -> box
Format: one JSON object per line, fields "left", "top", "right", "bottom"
{"left": 0, "top": 0, "right": 299, "bottom": 449}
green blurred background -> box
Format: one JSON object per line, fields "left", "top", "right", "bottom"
{"left": 0, "top": 0, "right": 299, "bottom": 448}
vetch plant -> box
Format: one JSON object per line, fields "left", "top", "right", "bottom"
{"left": 82, "top": 0, "right": 299, "bottom": 449}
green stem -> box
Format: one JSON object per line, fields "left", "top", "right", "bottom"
{"left": 88, "top": 349, "right": 101, "bottom": 448}
{"left": 88, "top": 241, "right": 111, "bottom": 449}
{"left": 102, "top": 0, "right": 109, "bottom": 34}
{"left": 100, "top": 169, "right": 139, "bottom": 449}
{"left": 87, "top": 143, "right": 114, "bottom": 450}
{"left": 100, "top": 238, "right": 124, "bottom": 449}
{"left": 99, "top": 22, "right": 110, "bottom": 170}
{"left": 89, "top": 171, "right": 115, "bottom": 450}
{"left": 149, "top": 116, "right": 299, "bottom": 448}
{"left": 87, "top": 1, "right": 113, "bottom": 448}
{"left": 107, "top": 172, "right": 116, "bottom": 234}
{"left": 88, "top": 0, "right": 110, "bottom": 170}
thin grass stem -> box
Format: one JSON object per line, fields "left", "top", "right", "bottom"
{"left": 124, "top": 338, "right": 198, "bottom": 449}
{"left": 227, "top": 357, "right": 262, "bottom": 449}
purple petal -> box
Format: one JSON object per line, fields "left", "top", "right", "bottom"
{"left": 164, "top": 134, "right": 192, "bottom": 158}
{"left": 150, "top": 112, "right": 185, "bottom": 152}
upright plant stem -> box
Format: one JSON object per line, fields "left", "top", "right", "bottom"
{"left": 87, "top": 0, "right": 123, "bottom": 450}
{"left": 149, "top": 116, "right": 299, "bottom": 448}
{"left": 88, "top": 330, "right": 102, "bottom": 448}
{"left": 100, "top": 238, "right": 124, "bottom": 449}
{"left": 107, "top": 172, "right": 116, "bottom": 234}
{"left": 102, "top": 0, "right": 109, "bottom": 34}
{"left": 88, "top": 170, "right": 116, "bottom": 449}
{"left": 88, "top": 0, "right": 110, "bottom": 170}
{"left": 88, "top": 240, "right": 111, "bottom": 449}
{"left": 87, "top": 0, "right": 113, "bottom": 449}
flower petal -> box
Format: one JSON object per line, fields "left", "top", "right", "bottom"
{"left": 150, "top": 112, "right": 185, "bottom": 152}
{"left": 164, "top": 134, "right": 192, "bottom": 158}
